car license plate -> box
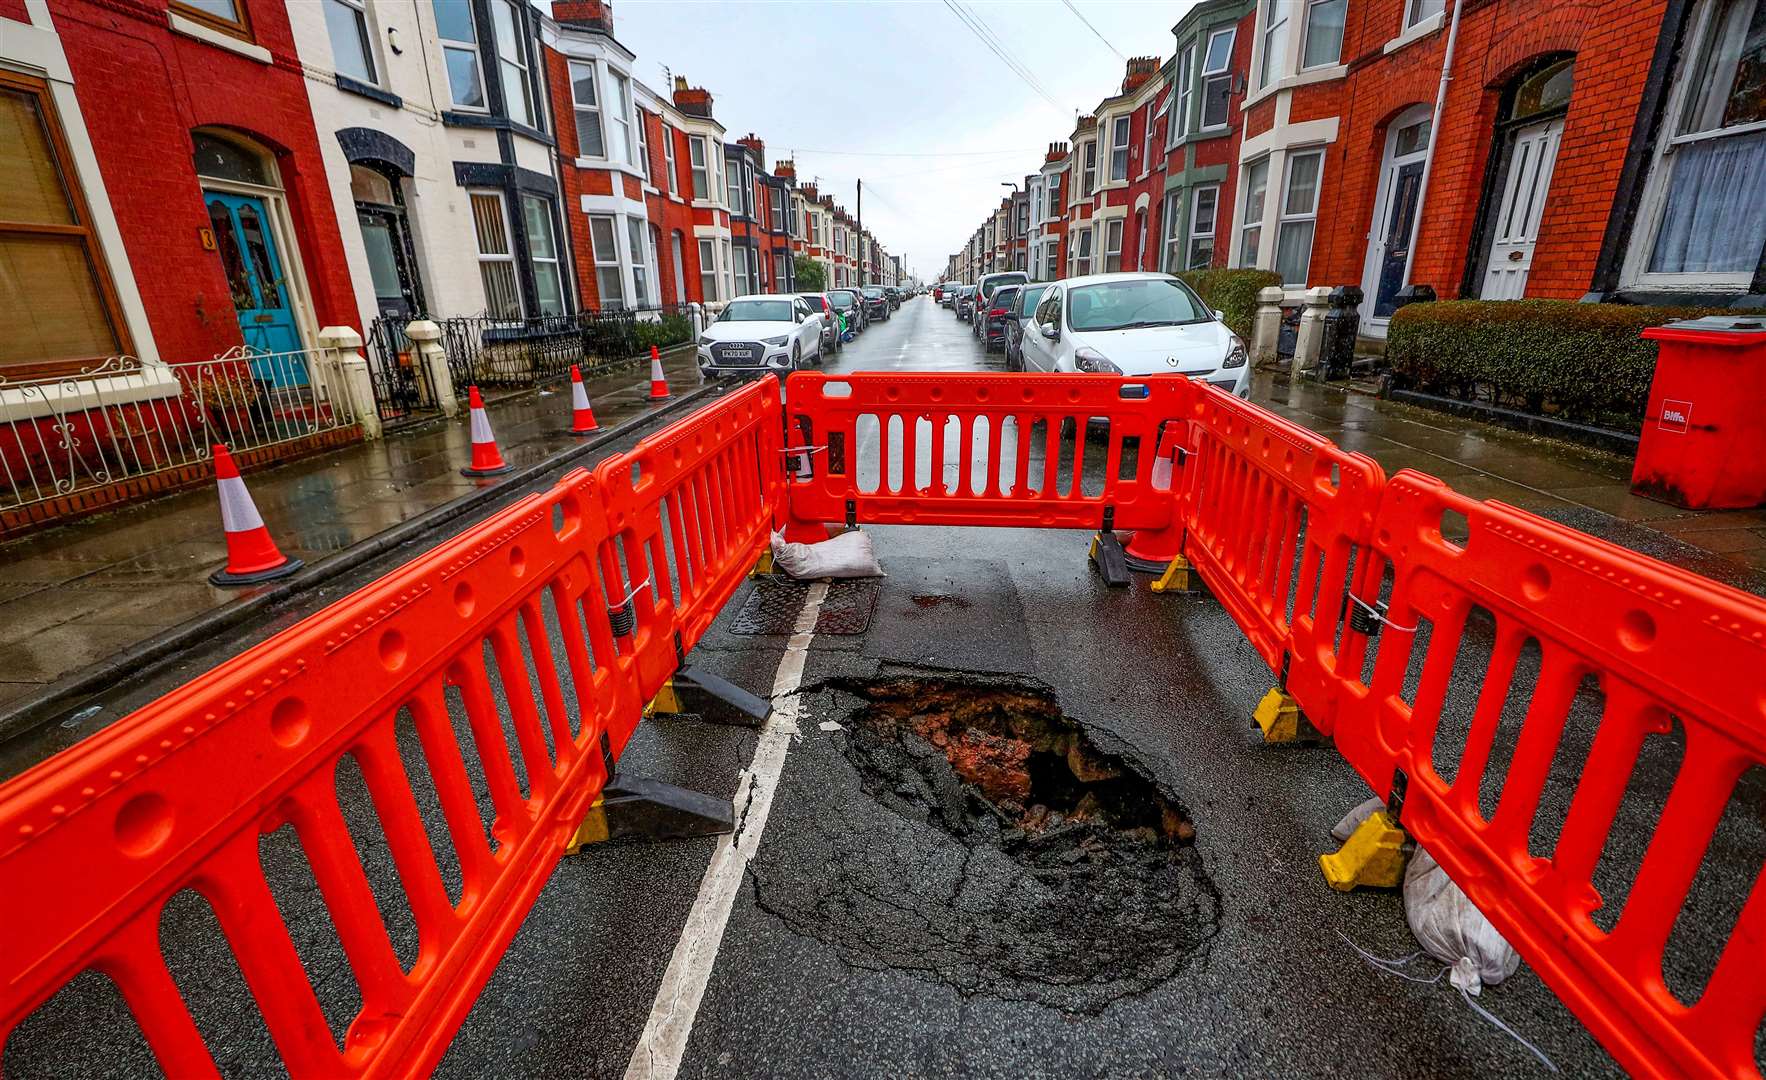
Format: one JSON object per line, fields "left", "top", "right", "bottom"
{"left": 724, "top": 348, "right": 752, "bottom": 359}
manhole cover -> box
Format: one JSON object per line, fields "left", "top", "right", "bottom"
{"left": 728, "top": 578, "right": 878, "bottom": 636}
{"left": 750, "top": 674, "right": 1220, "bottom": 1012}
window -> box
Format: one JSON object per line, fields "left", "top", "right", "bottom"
{"left": 1260, "top": 0, "right": 1290, "bottom": 88}
{"left": 1189, "top": 184, "right": 1219, "bottom": 269}
{"left": 689, "top": 135, "right": 710, "bottom": 199}
{"left": 589, "top": 216, "right": 623, "bottom": 309}
{"left": 469, "top": 191, "right": 520, "bottom": 317}
{"left": 1109, "top": 116, "right": 1131, "bottom": 182}
{"left": 1044, "top": 243, "right": 1060, "bottom": 281}
{"left": 1274, "top": 150, "right": 1322, "bottom": 284}
{"left": 648, "top": 225, "right": 662, "bottom": 303}
{"left": 724, "top": 160, "right": 745, "bottom": 218}
{"left": 172, "top": 0, "right": 249, "bottom": 37}
{"left": 325, "top": 0, "right": 376, "bottom": 83}
{"left": 720, "top": 237, "right": 733, "bottom": 298}
{"left": 662, "top": 124, "right": 677, "bottom": 194}
{"left": 628, "top": 217, "right": 650, "bottom": 307}
{"left": 774, "top": 251, "right": 788, "bottom": 289}
{"left": 434, "top": 0, "right": 485, "bottom": 109}
{"left": 1046, "top": 173, "right": 1061, "bottom": 217}
{"left": 770, "top": 189, "right": 785, "bottom": 232}
{"left": 1169, "top": 47, "right": 1193, "bottom": 148}
{"left": 1161, "top": 190, "right": 1184, "bottom": 272}
{"left": 1072, "top": 227, "right": 1093, "bottom": 275}
{"left": 491, "top": 0, "right": 533, "bottom": 128}
{"left": 1080, "top": 141, "right": 1097, "bottom": 197}
{"left": 1407, "top": 0, "right": 1447, "bottom": 27}
{"left": 1640, "top": 0, "right": 1766, "bottom": 281}
{"left": 1144, "top": 101, "right": 1160, "bottom": 175}
{"left": 1103, "top": 218, "right": 1124, "bottom": 272}
{"left": 1239, "top": 158, "right": 1269, "bottom": 266}
{"left": 569, "top": 62, "right": 603, "bottom": 157}
{"left": 1, "top": 75, "right": 127, "bottom": 372}
{"left": 1202, "top": 29, "right": 1235, "bottom": 129}
{"left": 698, "top": 237, "right": 718, "bottom": 300}
{"left": 607, "top": 71, "right": 633, "bottom": 166}
{"left": 523, "top": 196, "right": 563, "bottom": 315}
{"left": 1303, "top": 0, "right": 1346, "bottom": 68}
{"left": 636, "top": 109, "right": 650, "bottom": 182}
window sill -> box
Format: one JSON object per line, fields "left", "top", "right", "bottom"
{"left": 1242, "top": 63, "right": 1348, "bottom": 110}
{"left": 442, "top": 112, "right": 554, "bottom": 147}
{"left": 167, "top": 11, "right": 270, "bottom": 63}
{"left": 1383, "top": 13, "right": 1445, "bottom": 56}
{"left": 335, "top": 74, "right": 401, "bottom": 109}
{"left": 573, "top": 157, "right": 646, "bottom": 184}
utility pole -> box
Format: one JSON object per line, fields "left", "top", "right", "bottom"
{"left": 856, "top": 178, "right": 864, "bottom": 287}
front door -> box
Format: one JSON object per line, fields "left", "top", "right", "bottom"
{"left": 205, "top": 191, "right": 307, "bottom": 386}
{"left": 1373, "top": 162, "right": 1424, "bottom": 317}
{"left": 1481, "top": 117, "right": 1564, "bottom": 299}
{"left": 356, "top": 205, "right": 422, "bottom": 320}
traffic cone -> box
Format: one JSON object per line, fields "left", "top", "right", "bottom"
{"left": 461, "top": 386, "right": 514, "bottom": 477}
{"left": 647, "top": 345, "right": 670, "bottom": 400}
{"left": 208, "top": 445, "right": 302, "bottom": 586}
{"left": 567, "top": 365, "right": 599, "bottom": 434}
{"left": 1124, "top": 423, "right": 1190, "bottom": 573}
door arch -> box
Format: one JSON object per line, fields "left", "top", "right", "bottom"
{"left": 1471, "top": 56, "right": 1575, "bottom": 299}
{"left": 350, "top": 163, "right": 426, "bottom": 321}
{"left": 1358, "top": 104, "right": 1433, "bottom": 328}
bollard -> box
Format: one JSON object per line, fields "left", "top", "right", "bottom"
{"left": 404, "top": 320, "right": 459, "bottom": 418}
{"left": 1291, "top": 286, "right": 1333, "bottom": 382}
{"left": 1252, "top": 286, "right": 1285, "bottom": 366}
{"left": 317, "top": 325, "right": 381, "bottom": 440}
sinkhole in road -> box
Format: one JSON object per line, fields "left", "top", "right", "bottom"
{"left": 749, "top": 674, "right": 1221, "bottom": 1013}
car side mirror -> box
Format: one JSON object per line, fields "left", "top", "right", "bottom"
{"left": 1213, "top": 309, "right": 1226, "bottom": 322}
{"left": 1040, "top": 323, "right": 1059, "bottom": 341}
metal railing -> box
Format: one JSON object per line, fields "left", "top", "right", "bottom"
{"left": 429, "top": 306, "right": 695, "bottom": 389}
{"left": 363, "top": 317, "right": 441, "bottom": 423}
{"left": 1, "top": 348, "right": 358, "bottom": 512}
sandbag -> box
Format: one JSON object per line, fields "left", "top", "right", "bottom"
{"left": 1404, "top": 847, "right": 1520, "bottom": 995}
{"left": 770, "top": 529, "right": 884, "bottom": 580}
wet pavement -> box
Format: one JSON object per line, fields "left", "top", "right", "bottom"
{"left": 4, "top": 296, "right": 1756, "bottom": 1078}
{"left": 0, "top": 347, "right": 707, "bottom": 715}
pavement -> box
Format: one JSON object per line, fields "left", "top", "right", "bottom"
{"left": 0, "top": 345, "right": 707, "bottom": 718}
{"left": 3, "top": 297, "right": 1754, "bottom": 1078}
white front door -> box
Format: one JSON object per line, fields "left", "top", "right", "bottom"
{"left": 1481, "top": 117, "right": 1564, "bottom": 299}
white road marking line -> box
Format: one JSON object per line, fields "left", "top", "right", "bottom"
{"left": 624, "top": 580, "right": 829, "bottom": 1080}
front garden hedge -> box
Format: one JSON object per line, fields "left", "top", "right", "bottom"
{"left": 1176, "top": 268, "right": 1282, "bottom": 340}
{"left": 1386, "top": 299, "right": 1733, "bottom": 431}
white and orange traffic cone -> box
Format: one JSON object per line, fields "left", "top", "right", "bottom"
{"left": 208, "top": 445, "right": 302, "bottom": 586}
{"left": 647, "top": 345, "right": 670, "bottom": 401}
{"left": 461, "top": 386, "right": 514, "bottom": 477}
{"left": 567, "top": 364, "right": 599, "bottom": 435}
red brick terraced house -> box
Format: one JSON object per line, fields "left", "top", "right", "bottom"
{"left": 634, "top": 80, "right": 707, "bottom": 308}
{"left": 1029, "top": 144, "right": 1069, "bottom": 281}
{"left": 1157, "top": 0, "right": 1254, "bottom": 275}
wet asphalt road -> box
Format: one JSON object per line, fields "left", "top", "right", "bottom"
{"left": 10, "top": 295, "right": 1743, "bottom": 1079}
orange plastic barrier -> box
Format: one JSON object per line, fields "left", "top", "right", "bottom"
{"left": 782, "top": 372, "right": 1191, "bottom": 534}
{"left": 592, "top": 376, "right": 783, "bottom": 700}
{"left": 0, "top": 468, "right": 639, "bottom": 1079}
{"left": 1334, "top": 471, "right": 1766, "bottom": 1079}
{"left": 1175, "top": 384, "right": 1386, "bottom": 734}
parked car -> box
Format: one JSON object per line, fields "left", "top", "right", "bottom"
{"left": 796, "top": 292, "right": 843, "bottom": 354}
{"left": 982, "top": 284, "right": 1022, "bottom": 354}
{"left": 1017, "top": 272, "right": 1249, "bottom": 396}
{"left": 861, "top": 285, "right": 891, "bottom": 321}
{"left": 696, "top": 294, "right": 825, "bottom": 377}
{"left": 1004, "top": 282, "right": 1050, "bottom": 371}
{"left": 938, "top": 284, "right": 957, "bottom": 308}
{"left": 884, "top": 286, "right": 902, "bottom": 310}
{"left": 827, "top": 288, "right": 867, "bottom": 333}
{"left": 971, "top": 271, "right": 1030, "bottom": 339}
{"left": 955, "top": 285, "right": 977, "bottom": 321}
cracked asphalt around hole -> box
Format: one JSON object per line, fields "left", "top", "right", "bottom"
{"left": 16, "top": 297, "right": 1744, "bottom": 1078}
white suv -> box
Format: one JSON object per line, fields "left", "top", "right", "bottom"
{"left": 1018, "top": 272, "right": 1250, "bottom": 396}
{"left": 697, "top": 294, "right": 826, "bottom": 377}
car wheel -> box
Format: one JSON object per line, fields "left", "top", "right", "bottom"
{"left": 791, "top": 343, "right": 802, "bottom": 370}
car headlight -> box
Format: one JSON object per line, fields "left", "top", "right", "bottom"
{"left": 1074, "top": 346, "right": 1122, "bottom": 375}
{"left": 763, "top": 335, "right": 789, "bottom": 347}
{"left": 698, "top": 334, "right": 715, "bottom": 346}
{"left": 1223, "top": 336, "right": 1248, "bottom": 369}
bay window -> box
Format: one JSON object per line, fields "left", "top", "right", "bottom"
{"left": 491, "top": 0, "right": 533, "bottom": 128}
{"left": 1169, "top": 47, "right": 1193, "bottom": 148}
{"left": 1201, "top": 28, "right": 1235, "bottom": 129}
{"left": 523, "top": 197, "right": 563, "bottom": 315}
{"left": 1109, "top": 116, "right": 1131, "bottom": 183}
{"left": 569, "top": 61, "right": 603, "bottom": 157}
{"left": 433, "top": 0, "right": 485, "bottom": 110}
{"left": 1303, "top": 0, "right": 1346, "bottom": 69}
{"left": 606, "top": 71, "right": 632, "bottom": 166}
{"left": 1238, "top": 158, "right": 1269, "bottom": 267}
{"left": 1188, "top": 184, "right": 1219, "bottom": 269}
{"left": 1634, "top": 0, "right": 1766, "bottom": 286}
{"left": 590, "top": 215, "right": 623, "bottom": 308}
{"left": 636, "top": 108, "right": 650, "bottom": 181}
{"left": 628, "top": 217, "right": 650, "bottom": 307}
{"left": 1103, "top": 219, "right": 1124, "bottom": 272}
{"left": 1161, "top": 190, "right": 1184, "bottom": 273}
{"left": 1072, "top": 227, "right": 1093, "bottom": 276}
{"left": 1259, "top": 0, "right": 1289, "bottom": 90}
{"left": 662, "top": 124, "right": 677, "bottom": 194}
{"left": 689, "top": 135, "right": 710, "bottom": 199}
{"left": 469, "top": 190, "right": 520, "bottom": 317}
{"left": 698, "top": 237, "right": 718, "bottom": 301}
{"left": 1080, "top": 140, "right": 1097, "bottom": 198}
{"left": 1274, "top": 150, "right": 1322, "bottom": 285}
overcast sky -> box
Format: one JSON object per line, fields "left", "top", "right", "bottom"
{"left": 585, "top": 1, "right": 1192, "bottom": 281}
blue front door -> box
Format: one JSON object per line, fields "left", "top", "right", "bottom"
{"left": 205, "top": 192, "right": 308, "bottom": 386}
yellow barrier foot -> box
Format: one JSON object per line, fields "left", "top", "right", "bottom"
{"left": 645, "top": 666, "right": 771, "bottom": 727}
{"left": 566, "top": 777, "right": 735, "bottom": 854}
{"left": 1252, "top": 687, "right": 1321, "bottom": 744}
{"left": 1318, "top": 809, "right": 1408, "bottom": 891}
{"left": 1150, "top": 555, "right": 1193, "bottom": 593}
{"left": 749, "top": 548, "right": 775, "bottom": 578}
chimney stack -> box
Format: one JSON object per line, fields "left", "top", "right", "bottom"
{"left": 1045, "top": 141, "right": 1069, "bottom": 162}
{"left": 1123, "top": 56, "right": 1159, "bottom": 94}
{"left": 737, "top": 132, "right": 766, "bottom": 164}
{"left": 553, "top": 0, "right": 613, "bottom": 32}
{"left": 775, "top": 158, "right": 796, "bottom": 181}
{"left": 671, "top": 75, "right": 714, "bottom": 118}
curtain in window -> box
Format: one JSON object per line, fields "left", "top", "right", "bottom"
{"left": 1649, "top": 129, "right": 1766, "bottom": 274}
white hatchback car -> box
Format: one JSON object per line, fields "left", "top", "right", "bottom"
{"left": 1018, "top": 272, "right": 1250, "bottom": 396}
{"left": 697, "top": 294, "right": 825, "bottom": 377}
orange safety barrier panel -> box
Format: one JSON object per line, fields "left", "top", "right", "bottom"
{"left": 0, "top": 468, "right": 645, "bottom": 1079}
{"left": 592, "top": 376, "right": 783, "bottom": 700}
{"left": 1175, "top": 384, "right": 1386, "bottom": 734}
{"left": 1336, "top": 471, "right": 1766, "bottom": 1079}
{"left": 782, "top": 372, "right": 1191, "bottom": 533}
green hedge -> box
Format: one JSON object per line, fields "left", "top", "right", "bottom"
{"left": 1176, "top": 268, "right": 1283, "bottom": 340}
{"left": 1387, "top": 300, "right": 1731, "bottom": 430}
{"left": 634, "top": 313, "right": 693, "bottom": 352}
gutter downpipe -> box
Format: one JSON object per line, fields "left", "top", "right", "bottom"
{"left": 1403, "top": 0, "right": 1467, "bottom": 292}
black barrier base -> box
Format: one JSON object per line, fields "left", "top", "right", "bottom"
{"left": 569, "top": 776, "right": 736, "bottom": 851}
{"left": 1090, "top": 533, "right": 1131, "bottom": 588}
{"left": 672, "top": 665, "right": 772, "bottom": 727}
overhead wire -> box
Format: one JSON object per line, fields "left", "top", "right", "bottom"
{"left": 1060, "top": 0, "right": 1128, "bottom": 62}
{"left": 939, "top": 0, "right": 1065, "bottom": 115}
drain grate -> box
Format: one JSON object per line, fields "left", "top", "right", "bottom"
{"left": 728, "top": 577, "right": 879, "bottom": 636}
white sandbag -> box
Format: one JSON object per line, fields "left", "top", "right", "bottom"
{"left": 1331, "top": 795, "right": 1387, "bottom": 843}
{"left": 1404, "top": 847, "right": 1520, "bottom": 995}
{"left": 770, "top": 529, "right": 884, "bottom": 580}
